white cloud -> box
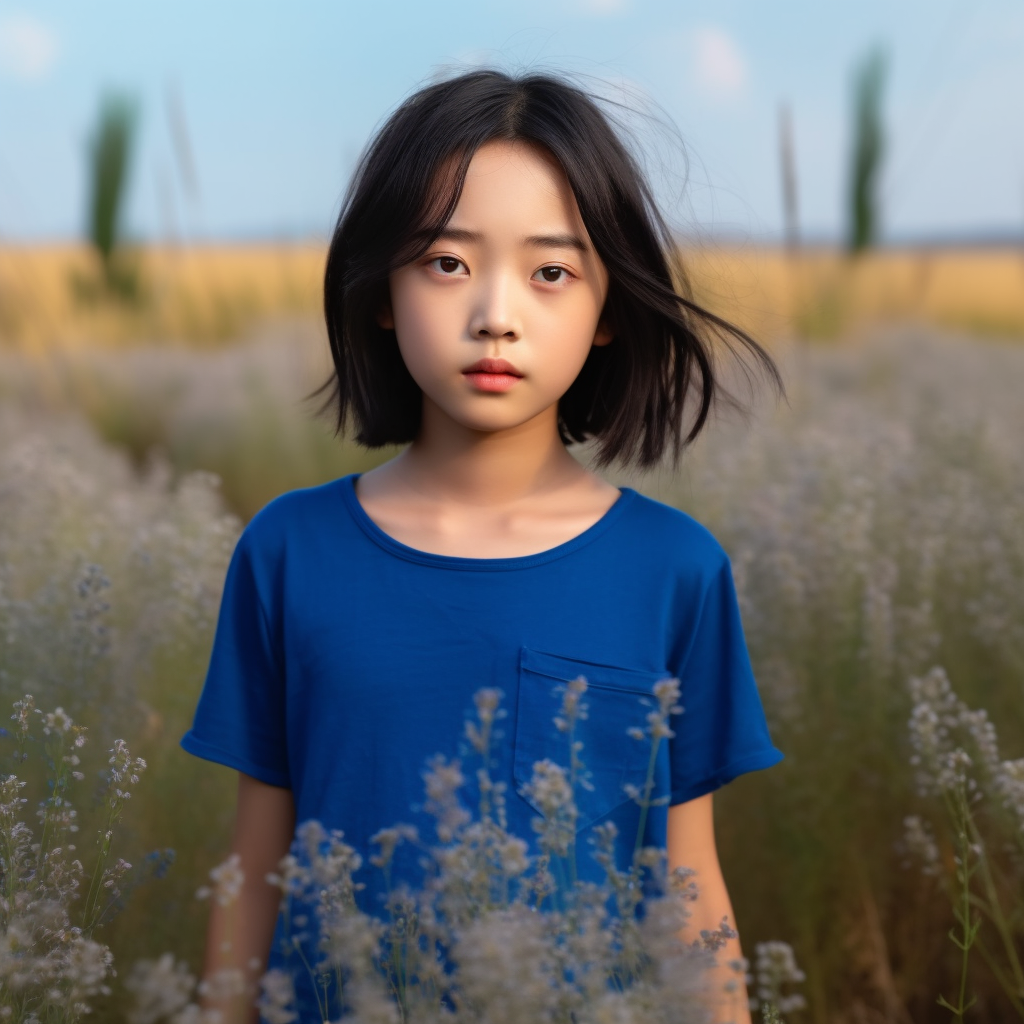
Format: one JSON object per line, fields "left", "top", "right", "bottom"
{"left": 691, "top": 27, "right": 747, "bottom": 100}
{"left": 0, "top": 13, "right": 59, "bottom": 82}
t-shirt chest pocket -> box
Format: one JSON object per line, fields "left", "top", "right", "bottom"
{"left": 513, "top": 647, "right": 671, "bottom": 831}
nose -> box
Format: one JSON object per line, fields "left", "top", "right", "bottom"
{"left": 469, "top": 275, "right": 520, "bottom": 341}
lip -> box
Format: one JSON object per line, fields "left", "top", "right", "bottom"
{"left": 463, "top": 372, "right": 522, "bottom": 393}
{"left": 462, "top": 358, "right": 523, "bottom": 377}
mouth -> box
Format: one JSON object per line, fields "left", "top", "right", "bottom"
{"left": 462, "top": 358, "right": 523, "bottom": 377}
{"left": 461, "top": 358, "right": 523, "bottom": 393}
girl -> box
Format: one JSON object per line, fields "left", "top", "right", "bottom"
{"left": 182, "top": 68, "right": 784, "bottom": 1024}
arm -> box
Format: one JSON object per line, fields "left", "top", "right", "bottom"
{"left": 200, "top": 772, "right": 296, "bottom": 1024}
{"left": 667, "top": 793, "right": 752, "bottom": 1024}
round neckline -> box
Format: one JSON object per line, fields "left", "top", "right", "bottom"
{"left": 339, "top": 473, "right": 637, "bottom": 571}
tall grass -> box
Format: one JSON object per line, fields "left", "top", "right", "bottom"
{"left": 85, "top": 94, "right": 139, "bottom": 297}
{"left": 847, "top": 47, "right": 887, "bottom": 254}
{"left": 0, "top": 326, "right": 1022, "bottom": 1019}
{"left": 607, "top": 328, "right": 1024, "bottom": 1022}
{"left": 0, "top": 685, "right": 803, "bottom": 1024}
{"left": 0, "top": 320, "right": 390, "bottom": 521}
{"left": 0, "top": 402, "right": 244, "bottom": 1017}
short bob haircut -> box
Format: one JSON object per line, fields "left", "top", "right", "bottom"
{"left": 318, "top": 68, "right": 782, "bottom": 469}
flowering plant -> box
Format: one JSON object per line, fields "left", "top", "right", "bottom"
{"left": 263, "top": 677, "right": 728, "bottom": 1024}
{"left": 127, "top": 678, "right": 803, "bottom": 1024}
{"left": 903, "top": 666, "right": 1024, "bottom": 1019}
{"left": 0, "top": 696, "right": 157, "bottom": 1022}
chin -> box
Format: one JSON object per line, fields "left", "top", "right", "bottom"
{"left": 449, "top": 408, "right": 541, "bottom": 434}
{"left": 463, "top": 416, "right": 534, "bottom": 434}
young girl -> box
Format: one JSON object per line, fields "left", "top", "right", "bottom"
{"left": 182, "top": 68, "right": 784, "bottom": 1024}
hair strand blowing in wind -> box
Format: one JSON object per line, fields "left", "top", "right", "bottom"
{"left": 314, "top": 68, "right": 784, "bottom": 470}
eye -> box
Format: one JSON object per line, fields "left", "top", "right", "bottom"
{"left": 533, "top": 265, "right": 571, "bottom": 284}
{"left": 429, "top": 256, "right": 467, "bottom": 276}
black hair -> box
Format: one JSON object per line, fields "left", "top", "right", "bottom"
{"left": 316, "top": 67, "right": 782, "bottom": 469}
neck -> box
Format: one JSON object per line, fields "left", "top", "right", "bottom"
{"left": 395, "top": 397, "right": 585, "bottom": 506}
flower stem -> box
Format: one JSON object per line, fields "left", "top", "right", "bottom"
{"left": 936, "top": 786, "right": 980, "bottom": 1021}
{"left": 963, "top": 809, "right": 1024, "bottom": 1005}
{"left": 632, "top": 734, "right": 662, "bottom": 866}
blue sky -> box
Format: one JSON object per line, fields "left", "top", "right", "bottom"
{"left": 2, "top": 0, "right": 1022, "bottom": 243}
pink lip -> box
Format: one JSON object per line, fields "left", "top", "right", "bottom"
{"left": 462, "top": 357, "right": 523, "bottom": 376}
{"left": 462, "top": 357, "right": 523, "bottom": 393}
{"left": 463, "top": 372, "right": 521, "bottom": 393}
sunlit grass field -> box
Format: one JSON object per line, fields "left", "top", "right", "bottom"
{"left": 2, "top": 243, "right": 1023, "bottom": 353}
{"left": 0, "top": 244, "right": 326, "bottom": 351}
{"left": 1, "top": 245, "right": 1023, "bottom": 1021}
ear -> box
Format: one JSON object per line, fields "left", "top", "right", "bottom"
{"left": 592, "top": 318, "right": 614, "bottom": 347}
{"left": 376, "top": 301, "right": 395, "bottom": 330}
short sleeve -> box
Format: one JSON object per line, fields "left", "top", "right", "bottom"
{"left": 180, "top": 529, "right": 290, "bottom": 788}
{"left": 668, "top": 555, "right": 782, "bottom": 804}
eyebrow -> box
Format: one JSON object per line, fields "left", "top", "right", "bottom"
{"left": 523, "top": 232, "right": 589, "bottom": 253}
{"left": 431, "top": 227, "right": 590, "bottom": 252}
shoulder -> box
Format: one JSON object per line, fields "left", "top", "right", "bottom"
{"left": 236, "top": 475, "right": 350, "bottom": 562}
{"left": 620, "top": 489, "right": 731, "bottom": 578}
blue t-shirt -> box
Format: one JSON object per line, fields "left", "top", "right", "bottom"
{"left": 181, "top": 473, "right": 782, "bottom": 1015}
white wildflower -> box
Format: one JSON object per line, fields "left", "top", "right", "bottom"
{"left": 472, "top": 687, "right": 503, "bottom": 726}
{"left": 422, "top": 754, "right": 470, "bottom": 844}
{"left": 369, "top": 824, "right": 419, "bottom": 869}
{"left": 554, "top": 675, "right": 589, "bottom": 733}
{"left": 64, "top": 937, "right": 115, "bottom": 1001}
{"left": 752, "top": 940, "right": 807, "bottom": 1014}
{"left": 994, "top": 758, "right": 1024, "bottom": 827}
{"left": 170, "top": 1003, "right": 225, "bottom": 1024}
{"left": 654, "top": 677, "right": 683, "bottom": 714}
{"left": 11, "top": 695, "right": 38, "bottom": 738}
{"left": 342, "top": 976, "right": 401, "bottom": 1024}
{"left": 196, "top": 853, "right": 245, "bottom": 907}
{"left": 42, "top": 707, "right": 74, "bottom": 736}
{"left": 463, "top": 687, "right": 506, "bottom": 756}
{"left": 901, "top": 815, "right": 941, "bottom": 876}
{"left": 255, "top": 968, "right": 297, "bottom": 1024}
{"left": 124, "top": 953, "right": 196, "bottom": 1024}
{"left": 196, "top": 966, "right": 248, "bottom": 1002}
{"left": 451, "top": 906, "right": 559, "bottom": 1024}
{"left": 522, "top": 759, "right": 577, "bottom": 856}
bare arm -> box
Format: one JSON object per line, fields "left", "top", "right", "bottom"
{"left": 200, "top": 772, "right": 296, "bottom": 1024}
{"left": 667, "top": 793, "right": 752, "bottom": 1024}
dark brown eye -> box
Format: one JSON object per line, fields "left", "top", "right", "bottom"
{"left": 537, "top": 266, "right": 565, "bottom": 283}
{"left": 438, "top": 257, "right": 461, "bottom": 274}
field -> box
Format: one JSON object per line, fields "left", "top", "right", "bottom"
{"left": 2, "top": 242, "right": 1024, "bottom": 354}
{"left": 1, "top": 245, "right": 1023, "bottom": 1022}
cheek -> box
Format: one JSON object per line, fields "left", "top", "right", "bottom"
{"left": 393, "top": 317, "right": 433, "bottom": 380}
{"left": 391, "top": 285, "right": 456, "bottom": 379}
{"left": 542, "top": 294, "right": 604, "bottom": 363}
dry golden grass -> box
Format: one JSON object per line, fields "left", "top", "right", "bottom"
{"left": 1, "top": 242, "right": 1022, "bottom": 352}
{"left": 0, "top": 244, "right": 325, "bottom": 352}
{"left": 682, "top": 244, "right": 1024, "bottom": 343}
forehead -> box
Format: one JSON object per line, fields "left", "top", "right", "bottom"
{"left": 449, "top": 140, "right": 584, "bottom": 232}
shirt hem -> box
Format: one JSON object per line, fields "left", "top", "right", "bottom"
{"left": 180, "top": 730, "right": 291, "bottom": 789}
{"left": 669, "top": 746, "right": 784, "bottom": 805}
